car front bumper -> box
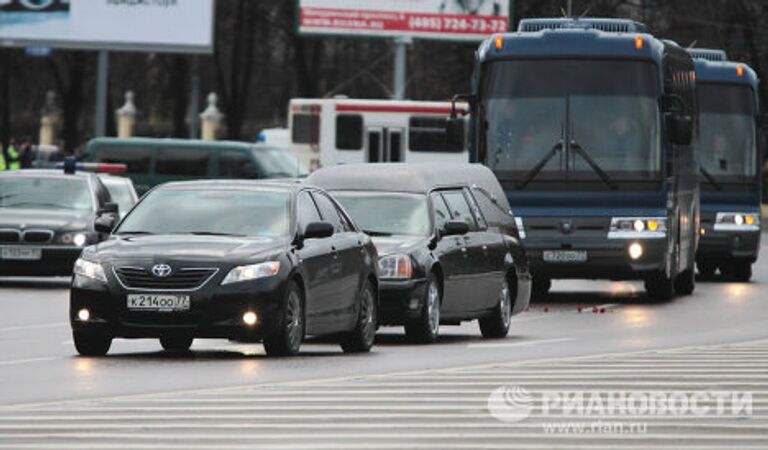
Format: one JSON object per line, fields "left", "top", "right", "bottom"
{"left": 69, "top": 275, "right": 287, "bottom": 340}
{"left": 0, "top": 245, "right": 82, "bottom": 276}
{"left": 379, "top": 278, "right": 428, "bottom": 326}
{"left": 523, "top": 238, "right": 669, "bottom": 280}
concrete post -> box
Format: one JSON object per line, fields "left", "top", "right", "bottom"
{"left": 199, "top": 93, "right": 223, "bottom": 141}
{"left": 116, "top": 91, "right": 137, "bottom": 138}
{"left": 38, "top": 90, "right": 61, "bottom": 146}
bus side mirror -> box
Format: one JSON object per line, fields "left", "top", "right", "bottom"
{"left": 445, "top": 118, "right": 464, "bottom": 148}
{"left": 666, "top": 114, "right": 693, "bottom": 146}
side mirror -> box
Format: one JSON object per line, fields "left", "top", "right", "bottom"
{"left": 94, "top": 216, "right": 116, "bottom": 234}
{"left": 98, "top": 202, "right": 119, "bottom": 216}
{"left": 442, "top": 220, "right": 470, "bottom": 236}
{"left": 445, "top": 118, "right": 465, "bottom": 149}
{"left": 303, "top": 221, "right": 335, "bottom": 240}
{"left": 667, "top": 114, "right": 693, "bottom": 146}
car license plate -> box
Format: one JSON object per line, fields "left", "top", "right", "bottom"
{"left": 543, "top": 250, "right": 588, "bottom": 263}
{"left": 1, "top": 247, "right": 42, "bottom": 261}
{"left": 127, "top": 294, "right": 190, "bottom": 312}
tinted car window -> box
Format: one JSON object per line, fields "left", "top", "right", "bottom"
{"left": 297, "top": 191, "right": 322, "bottom": 230}
{"left": 292, "top": 113, "right": 319, "bottom": 144}
{"left": 430, "top": 193, "right": 451, "bottom": 231}
{"left": 118, "top": 189, "right": 289, "bottom": 237}
{"left": 441, "top": 190, "right": 478, "bottom": 230}
{"left": 94, "top": 146, "right": 151, "bottom": 174}
{"left": 336, "top": 115, "right": 363, "bottom": 150}
{"left": 312, "top": 192, "right": 345, "bottom": 232}
{"left": 218, "top": 150, "right": 258, "bottom": 178}
{"left": 464, "top": 189, "right": 487, "bottom": 229}
{"left": 156, "top": 148, "right": 210, "bottom": 176}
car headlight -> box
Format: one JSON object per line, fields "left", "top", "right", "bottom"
{"left": 514, "top": 216, "right": 526, "bottom": 239}
{"left": 714, "top": 212, "right": 760, "bottom": 231}
{"left": 73, "top": 258, "right": 107, "bottom": 283}
{"left": 608, "top": 217, "right": 667, "bottom": 239}
{"left": 60, "top": 232, "right": 90, "bottom": 247}
{"left": 221, "top": 261, "right": 281, "bottom": 285}
{"left": 378, "top": 254, "right": 412, "bottom": 280}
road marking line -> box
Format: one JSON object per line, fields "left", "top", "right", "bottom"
{"left": 0, "top": 357, "right": 57, "bottom": 366}
{"left": 0, "top": 323, "right": 67, "bottom": 333}
{"left": 467, "top": 337, "right": 574, "bottom": 348}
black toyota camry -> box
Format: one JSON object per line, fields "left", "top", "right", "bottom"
{"left": 70, "top": 180, "right": 379, "bottom": 357}
{"left": 308, "top": 164, "right": 532, "bottom": 343}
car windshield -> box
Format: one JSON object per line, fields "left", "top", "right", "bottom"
{"left": 117, "top": 188, "right": 290, "bottom": 237}
{"left": 0, "top": 176, "right": 94, "bottom": 212}
{"left": 332, "top": 192, "right": 431, "bottom": 237}
{"left": 254, "top": 147, "right": 309, "bottom": 178}
{"left": 102, "top": 179, "right": 135, "bottom": 214}
{"left": 481, "top": 59, "right": 662, "bottom": 188}
{"left": 697, "top": 83, "right": 757, "bottom": 184}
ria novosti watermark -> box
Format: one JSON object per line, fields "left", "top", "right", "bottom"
{"left": 487, "top": 385, "right": 753, "bottom": 434}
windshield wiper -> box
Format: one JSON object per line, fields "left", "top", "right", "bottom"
{"left": 516, "top": 141, "right": 564, "bottom": 190}
{"left": 568, "top": 140, "right": 618, "bottom": 190}
{"left": 116, "top": 231, "right": 154, "bottom": 235}
{"left": 699, "top": 167, "right": 723, "bottom": 191}
{"left": 4, "top": 202, "right": 68, "bottom": 209}
{"left": 362, "top": 230, "right": 394, "bottom": 237}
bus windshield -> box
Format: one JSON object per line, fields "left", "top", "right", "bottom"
{"left": 697, "top": 83, "right": 757, "bottom": 185}
{"left": 481, "top": 59, "right": 662, "bottom": 188}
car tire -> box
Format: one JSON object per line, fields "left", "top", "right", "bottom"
{"left": 697, "top": 262, "right": 717, "bottom": 279}
{"left": 645, "top": 271, "right": 674, "bottom": 301}
{"left": 532, "top": 276, "right": 551, "bottom": 298}
{"left": 340, "top": 280, "right": 377, "bottom": 353}
{"left": 264, "top": 281, "right": 304, "bottom": 357}
{"left": 673, "top": 269, "right": 695, "bottom": 295}
{"left": 160, "top": 335, "right": 193, "bottom": 352}
{"left": 73, "top": 331, "right": 112, "bottom": 356}
{"left": 404, "top": 274, "right": 440, "bottom": 344}
{"left": 725, "top": 262, "right": 752, "bottom": 282}
{"left": 18, "top": 0, "right": 57, "bottom": 11}
{"left": 479, "top": 276, "right": 513, "bottom": 339}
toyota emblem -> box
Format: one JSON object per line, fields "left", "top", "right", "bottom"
{"left": 151, "top": 264, "right": 172, "bottom": 278}
{"left": 560, "top": 220, "right": 574, "bottom": 234}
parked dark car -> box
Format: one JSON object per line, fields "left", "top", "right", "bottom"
{"left": 70, "top": 180, "right": 379, "bottom": 357}
{"left": 308, "top": 163, "right": 531, "bottom": 343}
{"left": 0, "top": 169, "right": 118, "bottom": 276}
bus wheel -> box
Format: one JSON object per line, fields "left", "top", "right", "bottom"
{"left": 725, "top": 262, "right": 752, "bottom": 282}
{"left": 697, "top": 262, "right": 717, "bottom": 279}
{"left": 645, "top": 272, "right": 674, "bottom": 301}
{"left": 673, "top": 269, "right": 695, "bottom": 295}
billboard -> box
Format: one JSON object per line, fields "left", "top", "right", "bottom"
{"left": 0, "top": 0, "right": 214, "bottom": 53}
{"left": 298, "top": 0, "right": 510, "bottom": 41}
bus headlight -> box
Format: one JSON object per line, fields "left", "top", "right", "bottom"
{"left": 608, "top": 217, "right": 667, "bottom": 239}
{"left": 714, "top": 212, "right": 760, "bottom": 231}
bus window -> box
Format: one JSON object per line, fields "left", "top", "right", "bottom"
{"left": 156, "top": 148, "right": 210, "bottom": 176}
{"left": 94, "top": 146, "right": 151, "bottom": 174}
{"left": 409, "top": 116, "right": 464, "bottom": 153}
{"left": 292, "top": 113, "right": 319, "bottom": 144}
{"left": 336, "top": 114, "right": 363, "bottom": 150}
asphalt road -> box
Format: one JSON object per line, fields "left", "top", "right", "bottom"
{"left": 0, "top": 238, "right": 766, "bottom": 447}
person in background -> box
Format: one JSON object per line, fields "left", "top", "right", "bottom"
{"left": 5, "top": 138, "right": 20, "bottom": 170}
{"left": 19, "top": 138, "right": 35, "bottom": 169}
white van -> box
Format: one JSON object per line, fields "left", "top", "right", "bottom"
{"left": 288, "top": 98, "right": 468, "bottom": 170}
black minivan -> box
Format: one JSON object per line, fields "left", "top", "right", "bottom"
{"left": 308, "top": 163, "right": 531, "bottom": 343}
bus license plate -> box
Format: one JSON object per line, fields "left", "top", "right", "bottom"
{"left": 543, "top": 250, "right": 588, "bottom": 263}
{"left": 127, "top": 294, "right": 190, "bottom": 312}
{"left": 1, "top": 247, "right": 42, "bottom": 260}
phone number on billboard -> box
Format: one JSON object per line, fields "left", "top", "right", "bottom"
{"left": 408, "top": 16, "right": 508, "bottom": 33}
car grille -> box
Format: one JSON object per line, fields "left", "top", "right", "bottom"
{"left": 22, "top": 230, "right": 54, "bottom": 243}
{"left": 0, "top": 230, "right": 20, "bottom": 243}
{"left": 113, "top": 267, "right": 218, "bottom": 291}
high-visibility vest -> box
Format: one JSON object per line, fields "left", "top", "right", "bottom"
{"left": 7, "top": 146, "right": 19, "bottom": 170}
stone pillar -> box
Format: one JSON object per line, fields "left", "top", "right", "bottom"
{"left": 199, "top": 93, "right": 223, "bottom": 141}
{"left": 115, "top": 91, "right": 137, "bottom": 138}
{"left": 39, "top": 91, "right": 61, "bottom": 146}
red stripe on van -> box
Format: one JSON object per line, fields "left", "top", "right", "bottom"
{"left": 335, "top": 104, "right": 464, "bottom": 115}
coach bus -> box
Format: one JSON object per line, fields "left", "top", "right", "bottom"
{"left": 688, "top": 49, "right": 761, "bottom": 281}
{"left": 289, "top": 98, "right": 468, "bottom": 170}
{"left": 448, "top": 18, "right": 700, "bottom": 300}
